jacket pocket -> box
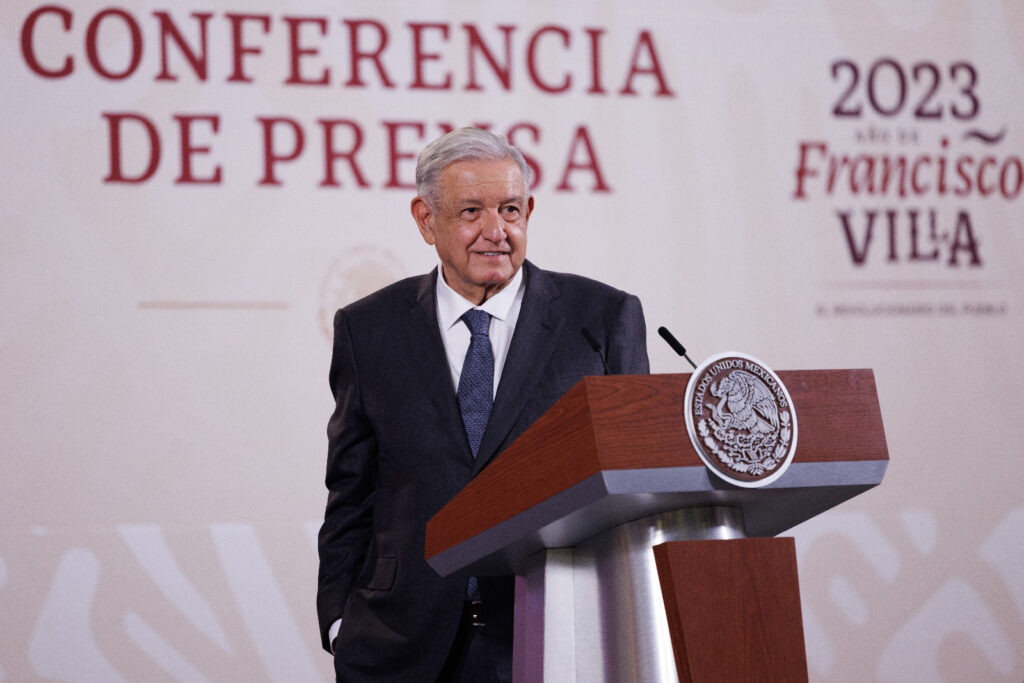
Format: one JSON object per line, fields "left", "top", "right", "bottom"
{"left": 365, "top": 556, "right": 397, "bottom": 590}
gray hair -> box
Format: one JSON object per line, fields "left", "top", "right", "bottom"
{"left": 415, "top": 127, "right": 534, "bottom": 209}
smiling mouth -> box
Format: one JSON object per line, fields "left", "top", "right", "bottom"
{"left": 476, "top": 251, "right": 508, "bottom": 256}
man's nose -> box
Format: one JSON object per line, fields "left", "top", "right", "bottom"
{"left": 481, "top": 210, "right": 506, "bottom": 241}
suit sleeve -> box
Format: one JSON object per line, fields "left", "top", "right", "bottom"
{"left": 606, "top": 293, "right": 650, "bottom": 375}
{"left": 316, "top": 309, "right": 378, "bottom": 653}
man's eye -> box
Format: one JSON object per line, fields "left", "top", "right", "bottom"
{"left": 501, "top": 206, "right": 520, "bottom": 217}
{"left": 461, "top": 207, "right": 480, "bottom": 217}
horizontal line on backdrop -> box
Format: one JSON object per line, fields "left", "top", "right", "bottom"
{"left": 819, "top": 280, "right": 997, "bottom": 291}
{"left": 138, "top": 301, "right": 289, "bottom": 310}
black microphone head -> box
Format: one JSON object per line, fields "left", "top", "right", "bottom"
{"left": 657, "top": 326, "right": 687, "bottom": 356}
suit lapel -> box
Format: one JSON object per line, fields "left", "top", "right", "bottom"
{"left": 404, "top": 269, "right": 475, "bottom": 463}
{"left": 475, "top": 262, "right": 563, "bottom": 472}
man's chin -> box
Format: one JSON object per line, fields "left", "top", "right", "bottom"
{"left": 474, "top": 272, "right": 517, "bottom": 297}
{"left": 474, "top": 264, "right": 517, "bottom": 284}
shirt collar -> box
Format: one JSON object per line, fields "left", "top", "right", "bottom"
{"left": 436, "top": 264, "right": 526, "bottom": 331}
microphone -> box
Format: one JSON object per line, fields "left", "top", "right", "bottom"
{"left": 657, "top": 326, "right": 697, "bottom": 369}
{"left": 581, "top": 327, "right": 610, "bottom": 375}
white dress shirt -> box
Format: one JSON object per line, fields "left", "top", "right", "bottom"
{"left": 434, "top": 263, "right": 526, "bottom": 398}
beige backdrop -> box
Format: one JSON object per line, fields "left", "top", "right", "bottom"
{"left": 2, "top": 1, "right": 1022, "bottom": 681}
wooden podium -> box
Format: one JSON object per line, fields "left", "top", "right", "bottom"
{"left": 425, "top": 371, "right": 888, "bottom": 682}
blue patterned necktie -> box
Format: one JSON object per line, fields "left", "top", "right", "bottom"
{"left": 457, "top": 309, "right": 493, "bottom": 603}
{"left": 457, "top": 309, "right": 494, "bottom": 459}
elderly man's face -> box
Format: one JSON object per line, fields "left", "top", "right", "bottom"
{"left": 412, "top": 158, "right": 533, "bottom": 304}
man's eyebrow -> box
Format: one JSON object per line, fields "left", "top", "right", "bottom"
{"left": 453, "top": 195, "right": 523, "bottom": 207}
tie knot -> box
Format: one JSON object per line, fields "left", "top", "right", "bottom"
{"left": 462, "top": 309, "right": 491, "bottom": 336}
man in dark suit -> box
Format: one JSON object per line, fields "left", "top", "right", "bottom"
{"left": 317, "top": 127, "right": 649, "bottom": 682}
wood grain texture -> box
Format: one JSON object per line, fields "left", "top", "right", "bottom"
{"left": 654, "top": 538, "right": 809, "bottom": 682}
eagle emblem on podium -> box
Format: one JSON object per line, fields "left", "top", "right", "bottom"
{"left": 684, "top": 353, "right": 798, "bottom": 488}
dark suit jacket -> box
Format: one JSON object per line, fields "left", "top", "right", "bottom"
{"left": 317, "top": 260, "right": 648, "bottom": 681}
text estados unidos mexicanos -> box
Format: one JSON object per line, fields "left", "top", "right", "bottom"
{"left": 692, "top": 359, "right": 787, "bottom": 418}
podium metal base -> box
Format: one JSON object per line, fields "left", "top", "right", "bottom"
{"left": 513, "top": 506, "right": 745, "bottom": 683}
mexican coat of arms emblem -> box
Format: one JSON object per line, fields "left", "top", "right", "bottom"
{"left": 684, "top": 352, "right": 798, "bottom": 488}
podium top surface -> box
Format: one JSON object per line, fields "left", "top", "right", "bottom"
{"left": 426, "top": 370, "right": 888, "bottom": 577}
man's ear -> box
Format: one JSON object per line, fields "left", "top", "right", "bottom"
{"left": 411, "top": 196, "right": 435, "bottom": 245}
{"left": 525, "top": 195, "right": 535, "bottom": 221}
